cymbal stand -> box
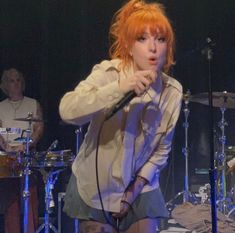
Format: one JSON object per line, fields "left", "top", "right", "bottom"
{"left": 166, "top": 91, "right": 196, "bottom": 208}
{"left": 217, "top": 106, "right": 228, "bottom": 213}
{"left": 73, "top": 127, "right": 83, "bottom": 233}
{"left": 182, "top": 91, "right": 191, "bottom": 202}
{"left": 23, "top": 113, "right": 33, "bottom": 233}
{"left": 36, "top": 168, "right": 64, "bottom": 233}
{"left": 57, "top": 127, "right": 83, "bottom": 233}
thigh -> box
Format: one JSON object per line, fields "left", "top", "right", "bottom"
{"left": 124, "top": 218, "right": 158, "bottom": 233}
{"left": 79, "top": 220, "right": 117, "bottom": 233}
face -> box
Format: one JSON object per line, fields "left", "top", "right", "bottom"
{"left": 130, "top": 27, "right": 167, "bottom": 73}
{"left": 6, "top": 70, "right": 23, "bottom": 96}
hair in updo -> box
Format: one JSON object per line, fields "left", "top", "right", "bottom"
{"left": 109, "top": 0, "right": 175, "bottom": 73}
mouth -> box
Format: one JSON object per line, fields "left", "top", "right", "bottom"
{"left": 148, "top": 57, "right": 158, "bottom": 65}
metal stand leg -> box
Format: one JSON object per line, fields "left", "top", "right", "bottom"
{"left": 36, "top": 169, "right": 63, "bottom": 233}
{"left": 73, "top": 127, "right": 83, "bottom": 233}
{"left": 182, "top": 91, "right": 190, "bottom": 202}
{"left": 23, "top": 160, "right": 31, "bottom": 233}
{"left": 217, "top": 106, "right": 229, "bottom": 213}
{"left": 23, "top": 113, "right": 34, "bottom": 233}
{"left": 57, "top": 192, "right": 65, "bottom": 233}
{"left": 166, "top": 91, "right": 198, "bottom": 209}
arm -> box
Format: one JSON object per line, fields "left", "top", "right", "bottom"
{"left": 0, "top": 135, "right": 7, "bottom": 151}
{"left": 31, "top": 101, "right": 44, "bottom": 148}
{"left": 113, "top": 90, "right": 182, "bottom": 218}
{"left": 0, "top": 120, "right": 7, "bottom": 151}
{"left": 59, "top": 61, "right": 156, "bottom": 125}
{"left": 59, "top": 63, "right": 124, "bottom": 125}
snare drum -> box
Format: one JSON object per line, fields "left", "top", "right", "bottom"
{"left": 0, "top": 151, "right": 22, "bottom": 178}
{"left": 31, "top": 149, "right": 74, "bottom": 168}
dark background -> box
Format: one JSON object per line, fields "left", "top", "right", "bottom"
{"left": 1, "top": 0, "right": 235, "bottom": 228}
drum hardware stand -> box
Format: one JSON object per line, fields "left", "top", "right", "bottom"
{"left": 182, "top": 90, "right": 191, "bottom": 202}
{"left": 57, "top": 192, "right": 66, "bottom": 233}
{"left": 166, "top": 91, "right": 197, "bottom": 209}
{"left": 57, "top": 126, "right": 83, "bottom": 233}
{"left": 204, "top": 37, "right": 217, "bottom": 233}
{"left": 36, "top": 168, "right": 64, "bottom": 233}
{"left": 57, "top": 127, "right": 83, "bottom": 233}
{"left": 74, "top": 127, "right": 83, "bottom": 233}
{"left": 216, "top": 106, "right": 230, "bottom": 214}
{"left": 75, "top": 127, "right": 83, "bottom": 154}
{"left": 22, "top": 113, "right": 33, "bottom": 233}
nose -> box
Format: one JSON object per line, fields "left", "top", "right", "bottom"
{"left": 149, "top": 39, "right": 157, "bottom": 52}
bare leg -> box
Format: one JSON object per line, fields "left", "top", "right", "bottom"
{"left": 124, "top": 218, "right": 158, "bottom": 233}
{"left": 79, "top": 220, "right": 118, "bottom": 233}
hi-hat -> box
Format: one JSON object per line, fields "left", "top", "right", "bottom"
{"left": 14, "top": 137, "right": 33, "bottom": 143}
{"left": 190, "top": 91, "right": 235, "bottom": 109}
{"left": 14, "top": 117, "right": 43, "bottom": 122}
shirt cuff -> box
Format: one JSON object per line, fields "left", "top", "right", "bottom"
{"left": 137, "top": 162, "right": 158, "bottom": 184}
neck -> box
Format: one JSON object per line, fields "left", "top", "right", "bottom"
{"left": 8, "top": 94, "right": 24, "bottom": 102}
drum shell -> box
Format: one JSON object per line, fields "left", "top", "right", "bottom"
{"left": 30, "top": 150, "right": 74, "bottom": 168}
{"left": 0, "top": 152, "right": 22, "bottom": 178}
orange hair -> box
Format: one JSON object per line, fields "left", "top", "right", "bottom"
{"left": 109, "top": 0, "right": 175, "bottom": 73}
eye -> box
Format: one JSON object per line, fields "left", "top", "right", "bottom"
{"left": 157, "top": 37, "right": 166, "bottom": 43}
{"left": 137, "top": 35, "right": 147, "bottom": 42}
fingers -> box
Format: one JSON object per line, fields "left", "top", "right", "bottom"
{"left": 112, "top": 201, "right": 130, "bottom": 218}
{"left": 133, "top": 70, "right": 156, "bottom": 95}
{"left": 118, "top": 70, "right": 157, "bottom": 95}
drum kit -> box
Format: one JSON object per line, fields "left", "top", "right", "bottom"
{"left": 0, "top": 112, "right": 75, "bottom": 233}
{"left": 179, "top": 90, "right": 235, "bottom": 217}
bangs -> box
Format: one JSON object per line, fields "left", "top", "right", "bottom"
{"left": 124, "top": 11, "right": 172, "bottom": 45}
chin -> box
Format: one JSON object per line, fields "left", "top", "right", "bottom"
{"left": 149, "top": 66, "right": 158, "bottom": 72}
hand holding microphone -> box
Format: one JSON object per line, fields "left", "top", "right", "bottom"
{"left": 105, "top": 70, "right": 156, "bottom": 120}
{"left": 119, "top": 70, "right": 157, "bottom": 96}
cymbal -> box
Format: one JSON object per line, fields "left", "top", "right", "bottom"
{"left": 190, "top": 91, "right": 235, "bottom": 109}
{"left": 14, "top": 137, "right": 33, "bottom": 143}
{"left": 14, "top": 117, "right": 43, "bottom": 122}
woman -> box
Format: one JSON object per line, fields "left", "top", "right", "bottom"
{"left": 59, "top": 0, "right": 182, "bottom": 232}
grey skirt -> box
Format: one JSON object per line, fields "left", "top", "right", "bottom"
{"left": 63, "top": 174, "right": 168, "bottom": 231}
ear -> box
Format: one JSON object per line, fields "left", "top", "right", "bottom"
{"left": 124, "top": 42, "right": 132, "bottom": 57}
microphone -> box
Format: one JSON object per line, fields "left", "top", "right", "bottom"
{"left": 105, "top": 91, "right": 136, "bottom": 120}
{"left": 47, "top": 139, "right": 59, "bottom": 152}
{"left": 201, "top": 37, "right": 216, "bottom": 55}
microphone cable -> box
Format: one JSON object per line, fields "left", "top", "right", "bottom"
{"left": 95, "top": 118, "right": 120, "bottom": 233}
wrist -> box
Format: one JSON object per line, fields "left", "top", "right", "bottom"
{"left": 121, "top": 200, "right": 132, "bottom": 210}
{"left": 136, "top": 175, "right": 148, "bottom": 186}
{"left": 118, "top": 77, "right": 131, "bottom": 94}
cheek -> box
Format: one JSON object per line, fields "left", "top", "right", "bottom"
{"left": 159, "top": 47, "right": 167, "bottom": 62}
